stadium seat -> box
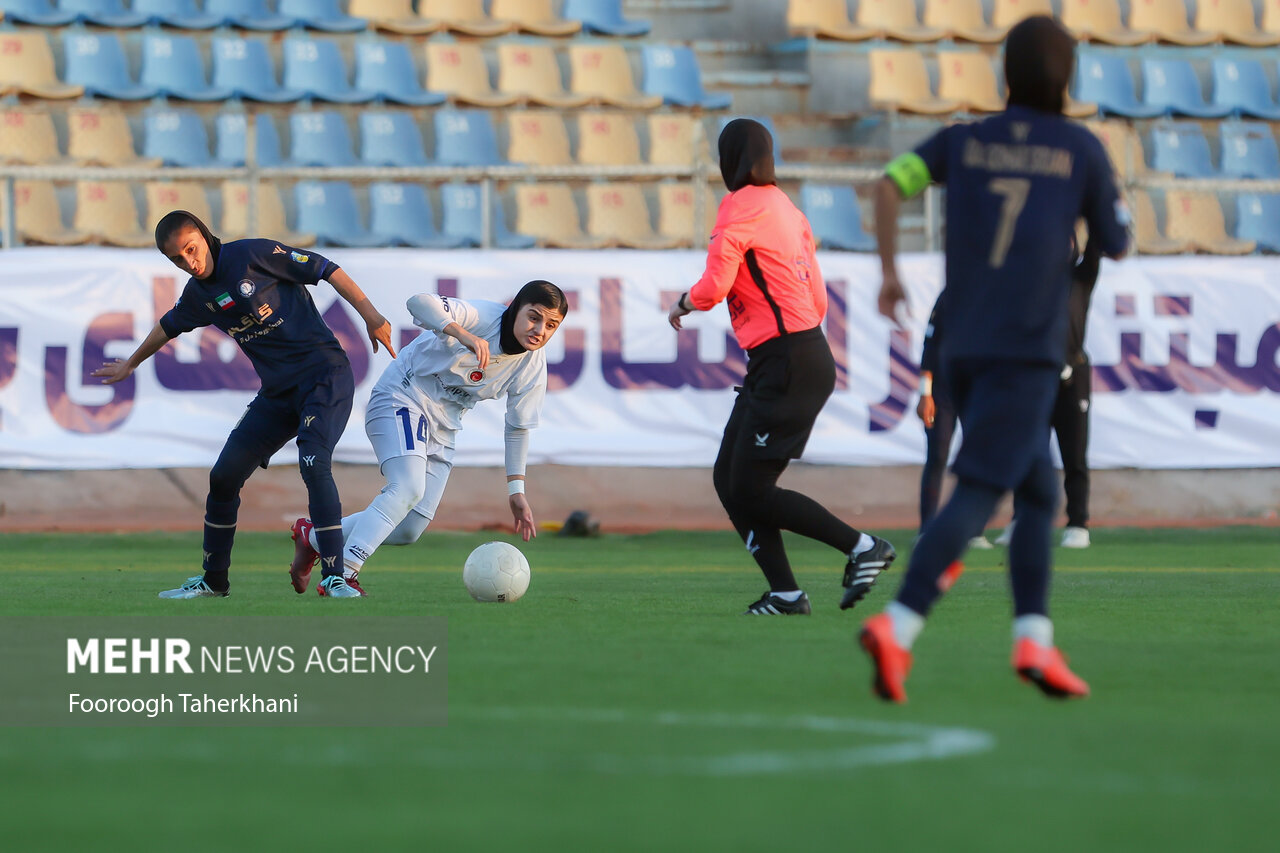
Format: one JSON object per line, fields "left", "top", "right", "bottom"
{"left": 144, "top": 181, "right": 213, "bottom": 232}
{"left": 279, "top": 0, "right": 366, "bottom": 31}
{"left": 141, "top": 34, "right": 234, "bottom": 102}
{"left": 214, "top": 112, "right": 283, "bottom": 167}
{"left": 212, "top": 38, "right": 304, "bottom": 103}
{"left": 857, "top": 0, "right": 946, "bottom": 42}
{"left": 586, "top": 184, "right": 683, "bottom": 249}
{"left": 991, "top": 0, "right": 1052, "bottom": 30}
{"left": 288, "top": 111, "right": 358, "bottom": 167}
{"left": 349, "top": 0, "right": 440, "bottom": 33}
{"left": 294, "top": 181, "right": 388, "bottom": 248}
{"left": 134, "top": 0, "right": 227, "bottom": 29}
{"left": 497, "top": 43, "right": 591, "bottom": 108}
{"left": 425, "top": 41, "right": 519, "bottom": 107}
{"left": 938, "top": 51, "right": 1004, "bottom": 113}
{"left": 1148, "top": 121, "right": 1217, "bottom": 178}
{"left": 68, "top": 106, "right": 161, "bottom": 167}
{"left": 369, "top": 183, "right": 467, "bottom": 248}
{"left": 144, "top": 109, "right": 214, "bottom": 167}
{"left": 656, "top": 182, "right": 718, "bottom": 246}
{"left": 63, "top": 32, "right": 159, "bottom": 101}
{"left": 1131, "top": 188, "right": 1189, "bottom": 255}
{"left": 1164, "top": 190, "right": 1255, "bottom": 255}
{"left": 786, "top": 0, "right": 875, "bottom": 40}
{"left": 801, "top": 183, "right": 875, "bottom": 251}
{"left": 1211, "top": 58, "right": 1280, "bottom": 120}
{"left": 434, "top": 109, "right": 503, "bottom": 166}
{"left": 0, "top": 0, "right": 77, "bottom": 26}
{"left": 647, "top": 113, "right": 709, "bottom": 165}
{"left": 220, "top": 181, "right": 315, "bottom": 245}
{"left": 59, "top": 0, "right": 149, "bottom": 27}
{"left": 515, "top": 183, "right": 610, "bottom": 248}
{"left": 1074, "top": 53, "right": 1164, "bottom": 118}
{"left": 1142, "top": 58, "right": 1232, "bottom": 118}
{"left": 577, "top": 112, "right": 641, "bottom": 166}
{"left": 360, "top": 111, "right": 430, "bottom": 167}
{"left": 1129, "top": 0, "right": 1217, "bottom": 46}
{"left": 507, "top": 111, "right": 572, "bottom": 167}
{"left": 869, "top": 49, "right": 960, "bottom": 114}
{"left": 568, "top": 44, "right": 662, "bottom": 109}
{"left": 0, "top": 108, "right": 63, "bottom": 164}
{"left": 1085, "top": 119, "right": 1154, "bottom": 180}
{"left": 1219, "top": 121, "right": 1280, "bottom": 179}
{"left": 0, "top": 32, "right": 84, "bottom": 99}
{"left": 1236, "top": 193, "right": 1280, "bottom": 252}
{"left": 923, "top": 0, "right": 1004, "bottom": 43}
{"left": 1196, "top": 0, "right": 1280, "bottom": 45}
{"left": 440, "top": 183, "right": 536, "bottom": 249}
{"left": 12, "top": 181, "right": 91, "bottom": 246}
{"left": 1266, "top": 1, "right": 1280, "bottom": 38}
{"left": 1061, "top": 0, "right": 1152, "bottom": 45}
{"left": 562, "top": 0, "right": 649, "bottom": 36}
{"left": 492, "top": 0, "right": 580, "bottom": 35}
{"left": 284, "top": 37, "right": 375, "bottom": 103}
{"left": 74, "top": 181, "right": 153, "bottom": 248}
{"left": 355, "top": 41, "right": 446, "bottom": 106}
{"left": 420, "top": 0, "right": 515, "bottom": 36}
{"left": 641, "top": 45, "right": 732, "bottom": 109}
{"left": 205, "top": 0, "right": 295, "bottom": 30}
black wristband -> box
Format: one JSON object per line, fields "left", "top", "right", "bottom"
{"left": 679, "top": 292, "right": 692, "bottom": 312}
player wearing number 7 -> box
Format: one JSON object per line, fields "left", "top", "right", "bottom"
{"left": 861, "top": 16, "right": 1130, "bottom": 702}
{"left": 288, "top": 281, "right": 568, "bottom": 596}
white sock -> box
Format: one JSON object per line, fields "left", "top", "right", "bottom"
{"left": 771, "top": 589, "right": 804, "bottom": 602}
{"left": 851, "top": 533, "right": 876, "bottom": 557}
{"left": 1013, "top": 614, "right": 1054, "bottom": 648}
{"left": 343, "top": 563, "right": 360, "bottom": 581}
{"left": 885, "top": 601, "right": 925, "bottom": 651}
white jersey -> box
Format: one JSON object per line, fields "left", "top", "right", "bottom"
{"left": 375, "top": 295, "right": 547, "bottom": 448}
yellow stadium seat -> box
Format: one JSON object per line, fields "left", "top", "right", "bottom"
{"left": 507, "top": 110, "right": 572, "bottom": 166}
{"left": 75, "top": 182, "right": 153, "bottom": 248}
{"left": 348, "top": 0, "right": 441, "bottom": 34}
{"left": 1086, "top": 119, "right": 1136, "bottom": 179}
{"left": 144, "top": 182, "right": 213, "bottom": 235}
{"left": 869, "top": 49, "right": 961, "bottom": 114}
{"left": 426, "top": 42, "right": 519, "bottom": 108}
{"left": 1196, "top": 0, "right": 1280, "bottom": 46}
{"left": 220, "top": 182, "right": 315, "bottom": 247}
{"left": 1131, "top": 189, "right": 1189, "bottom": 255}
{"left": 577, "top": 112, "right": 641, "bottom": 166}
{"left": 1129, "top": 0, "right": 1218, "bottom": 45}
{"left": 1265, "top": 0, "right": 1280, "bottom": 37}
{"left": 0, "top": 31, "right": 84, "bottom": 99}
{"left": 515, "top": 183, "right": 612, "bottom": 249}
{"left": 857, "top": 0, "right": 947, "bottom": 42}
{"left": 923, "top": 0, "right": 1005, "bottom": 43}
{"left": 568, "top": 44, "right": 663, "bottom": 109}
{"left": 491, "top": 0, "right": 581, "bottom": 36}
{"left": 1164, "top": 190, "right": 1255, "bottom": 255}
{"left": 937, "top": 51, "right": 1004, "bottom": 113}
{"left": 0, "top": 107, "right": 63, "bottom": 164}
{"left": 497, "top": 43, "right": 590, "bottom": 108}
{"left": 419, "top": 0, "right": 515, "bottom": 36}
{"left": 657, "top": 182, "right": 719, "bottom": 247}
{"left": 1061, "top": 0, "right": 1154, "bottom": 45}
{"left": 1063, "top": 95, "right": 1098, "bottom": 119}
{"left": 12, "top": 181, "right": 91, "bottom": 246}
{"left": 991, "top": 0, "right": 1053, "bottom": 29}
{"left": 67, "top": 106, "right": 162, "bottom": 168}
{"left": 786, "top": 0, "right": 876, "bottom": 40}
{"left": 647, "top": 113, "right": 709, "bottom": 165}
{"left": 586, "top": 184, "right": 684, "bottom": 249}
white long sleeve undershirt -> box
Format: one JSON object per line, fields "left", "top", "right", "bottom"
{"left": 504, "top": 426, "right": 530, "bottom": 478}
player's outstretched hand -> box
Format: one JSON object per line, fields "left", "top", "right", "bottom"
{"left": 916, "top": 394, "right": 935, "bottom": 428}
{"left": 367, "top": 315, "right": 397, "bottom": 358}
{"left": 878, "top": 272, "right": 909, "bottom": 329}
{"left": 509, "top": 493, "right": 536, "bottom": 542}
{"left": 667, "top": 293, "right": 692, "bottom": 330}
{"left": 460, "top": 330, "right": 490, "bottom": 369}
{"left": 91, "top": 359, "right": 133, "bottom": 385}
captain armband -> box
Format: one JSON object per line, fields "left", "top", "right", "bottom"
{"left": 884, "top": 152, "right": 932, "bottom": 200}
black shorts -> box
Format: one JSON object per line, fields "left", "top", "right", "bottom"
{"left": 731, "top": 327, "right": 835, "bottom": 461}
{"left": 226, "top": 363, "right": 355, "bottom": 466}
{"left": 947, "top": 357, "right": 1059, "bottom": 491}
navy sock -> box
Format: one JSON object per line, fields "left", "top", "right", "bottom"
{"left": 896, "top": 479, "right": 1002, "bottom": 616}
{"left": 299, "top": 441, "right": 343, "bottom": 578}
{"left": 1008, "top": 455, "right": 1059, "bottom": 617}
{"left": 202, "top": 496, "right": 239, "bottom": 591}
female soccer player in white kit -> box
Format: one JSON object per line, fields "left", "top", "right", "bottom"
{"left": 289, "top": 280, "right": 569, "bottom": 595}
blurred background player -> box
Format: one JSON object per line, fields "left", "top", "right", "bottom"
{"left": 289, "top": 281, "right": 567, "bottom": 595}
{"left": 864, "top": 16, "right": 1129, "bottom": 701}
{"left": 667, "top": 118, "right": 894, "bottom": 616}
{"left": 93, "top": 210, "right": 395, "bottom": 600}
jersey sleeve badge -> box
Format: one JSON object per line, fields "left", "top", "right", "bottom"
{"left": 290, "top": 251, "right": 309, "bottom": 264}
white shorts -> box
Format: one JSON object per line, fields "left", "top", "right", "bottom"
{"left": 366, "top": 383, "right": 455, "bottom": 520}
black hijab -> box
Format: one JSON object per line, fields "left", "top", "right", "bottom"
{"left": 154, "top": 209, "right": 222, "bottom": 274}
{"left": 718, "top": 119, "right": 777, "bottom": 192}
{"left": 1004, "top": 15, "right": 1076, "bottom": 115}
{"left": 500, "top": 280, "right": 570, "bottom": 355}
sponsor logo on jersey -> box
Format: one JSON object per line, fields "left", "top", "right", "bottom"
{"left": 468, "top": 369, "right": 484, "bottom": 383}
{"left": 291, "top": 251, "right": 309, "bottom": 264}
{"left": 754, "top": 432, "right": 769, "bottom": 447}
{"left": 239, "top": 279, "right": 256, "bottom": 297}
{"left": 272, "top": 245, "right": 285, "bottom": 254}
{"left": 205, "top": 302, "right": 215, "bottom": 312}
{"left": 215, "top": 292, "right": 235, "bottom": 310}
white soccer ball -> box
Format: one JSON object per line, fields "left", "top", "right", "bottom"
{"left": 463, "top": 541, "right": 531, "bottom": 603}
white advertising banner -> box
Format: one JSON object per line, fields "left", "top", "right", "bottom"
{"left": 0, "top": 248, "right": 1278, "bottom": 470}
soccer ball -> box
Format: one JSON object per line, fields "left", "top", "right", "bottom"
{"left": 463, "top": 541, "right": 531, "bottom": 603}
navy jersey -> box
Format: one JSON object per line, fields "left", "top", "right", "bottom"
{"left": 160, "top": 239, "right": 348, "bottom": 392}
{"left": 898, "top": 106, "right": 1127, "bottom": 365}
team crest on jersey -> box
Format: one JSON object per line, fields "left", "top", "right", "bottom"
{"left": 468, "top": 369, "right": 484, "bottom": 383}
{"left": 291, "top": 251, "right": 309, "bottom": 264}
{"left": 239, "top": 280, "right": 256, "bottom": 297}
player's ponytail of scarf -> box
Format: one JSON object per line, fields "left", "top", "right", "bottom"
{"left": 1004, "top": 15, "right": 1076, "bottom": 116}
{"left": 500, "top": 280, "right": 570, "bottom": 355}
{"left": 718, "top": 119, "right": 776, "bottom": 193}
{"left": 154, "top": 209, "right": 222, "bottom": 271}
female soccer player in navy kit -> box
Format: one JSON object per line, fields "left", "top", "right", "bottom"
{"left": 92, "top": 211, "right": 396, "bottom": 599}
{"left": 667, "top": 119, "right": 894, "bottom": 616}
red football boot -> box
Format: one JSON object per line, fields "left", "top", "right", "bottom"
{"left": 859, "top": 613, "right": 913, "bottom": 704}
{"left": 344, "top": 574, "right": 367, "bottom": 597}
{"left": 1012, "top": 638, "right": 1090, "bottom": 699}
{"left": 289, "top": 517, "right": 318, "bottom": 594}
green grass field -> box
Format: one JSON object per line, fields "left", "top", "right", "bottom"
{"left": 1, "top": 527, "right": 1277, "bottom": 852}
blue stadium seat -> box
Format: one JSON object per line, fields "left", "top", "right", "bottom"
{"left": 1148, "top": 122, "right": 1217, "bottom": 178}
{"left": 641, "top": 45, "right": 732, "bottom": 109}
{"left": 717, "top": 116, "right": 783, "bottom": 164}
{"left": 143, "top": 108, "right": 213, "bottom": 167}
{"left": 212, "top": 37, "right": 305, "bottom": 103}
{"left": 1141, "top": 58, "right": 1231, "bottom": 119}
{"left": 1220, "top": 122, "right": 1280, "bottom": 179}
{"left": 354, "top": 41, "right": 446, "bottom": 106}
{"left": 214, "top": 113, "right": 283, "bottom": 167}
{"left": 293, "top": 181, "right": 388, "bottom": 248}
{"left": 135, "top": 0, "right": 227, "bottom": 28}
{"left": 283, "top": 37, "right": 375, "bottom": 104}
{"left": 1236, "top": 194, "right": 1280, "bottom": 252}
{"left": 441, "top": 183, "right": 535, "bottom": 249}
{"left": 278, "top": 0, "right": 366, "bottom": 31}
{"left": 360, "top": 112, "right": 430, "bottom": 167}
{"left": 434, "top": 109, "right": 503, "bottom": 166}
{"left": 205, "top": 0, "right": 296, "bottom": 30}
{"left": 142, "top": 34, "right": 234, "bottom": 102}
{"left": 562, "top": 0, "right": 650, "bottom": 36}
{"left": 63, "top": 32, "right": 161, "bottom": 101}
{"left": 288, "top": 111, "right": 358, "bottom": 167}
{"left": 801, "top": 184, "right": 875, "bottom": 252}
{"left": 370, "top": 183, "right": 467, "bottom": 249}
{"left": 1211, "top": 59, "right": 1280, "bottom": 120}
{"left": 1074, "top": 53, "right": 1164, "bottom": 118}
{"left": 0, "top": 0, "right": 79, "bottom": 26}
{"left": 58, "top": 0, "right": 150, "bottom": 27}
